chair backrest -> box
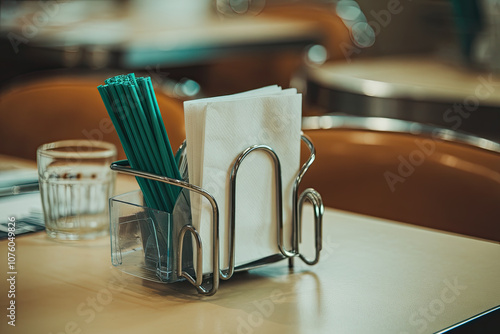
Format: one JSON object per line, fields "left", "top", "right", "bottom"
{"left": 301, "top": 116, "right": 500, "bottom": 242}
{"left": 0, "top": 75, "right": 186, "bottom": 161}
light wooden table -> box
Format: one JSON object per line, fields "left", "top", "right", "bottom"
{"left": 0, "top": 158, "right": 499, "bottom": 333}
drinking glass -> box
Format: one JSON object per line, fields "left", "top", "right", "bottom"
{"left": 37, "top": 140, "right": 116, "bottom": 240}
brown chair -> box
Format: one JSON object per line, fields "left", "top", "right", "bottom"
{"left": 0, "top": 74, "right": 186, "bottom": 161}
{"left": 301, "top": 116, "right": 500, "bottom": 242}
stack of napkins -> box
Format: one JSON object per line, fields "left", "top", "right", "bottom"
{"left": 184, "top": 86, "right": 301, "bottom": 273}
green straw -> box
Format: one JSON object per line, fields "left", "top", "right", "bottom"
{"left": 146, "top": 78, "right": 181, "bottom": 180}
{"left": 137, "top": 78, "right": 182, "bottom": 181}
{"left": 122, "top": 83, "right": 174, "bottom": 211}
{"left": 97, "top": 85, "right": 160, "bottom": 210}
{"left": 97, "top": 73, "right": 182, "bottom": 213}
{"left": 123, "top": 75, "right": 177, "bottom": 211}
{"left": 114, "top": 82, "right": 169, "bottom": 211}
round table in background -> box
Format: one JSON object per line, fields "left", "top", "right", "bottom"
{"left": 305, "top": 56, "right": 500, "bottom": 142}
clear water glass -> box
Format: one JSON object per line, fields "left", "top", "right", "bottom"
{"left": 37, "top": 140, "right": 116, "bottom": 240}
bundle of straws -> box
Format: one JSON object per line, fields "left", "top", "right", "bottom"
{"left": 98, "top": 73, "right": 181, "bottom": 213}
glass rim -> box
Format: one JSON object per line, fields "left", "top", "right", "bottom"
{"left": 37, "top": 140, "right": 117, "bottom": 159}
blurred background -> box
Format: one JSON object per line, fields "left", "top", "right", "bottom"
{"left": 0, "top": 0, "right": 471, "bottom": 91}
{"left": 1, "top": 0, "right": 500, "bottom": 157}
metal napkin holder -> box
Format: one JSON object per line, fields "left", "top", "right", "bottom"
{"left": 109, "top": 133, "right": 324, "bottom": 296}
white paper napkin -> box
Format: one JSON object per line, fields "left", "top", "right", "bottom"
{"left": 184, "top": 86, "right": 301, "bottom": 273}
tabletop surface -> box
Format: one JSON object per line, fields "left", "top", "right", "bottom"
{"left": 308, "top": 57, "right": 500, "bottom": 106}
{"left": 1, "top": 171, "right": 499, "bottom": 334}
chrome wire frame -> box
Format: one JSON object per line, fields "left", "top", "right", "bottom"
{"left": 110, "top": 133, "right": 323, "bottom": 296}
